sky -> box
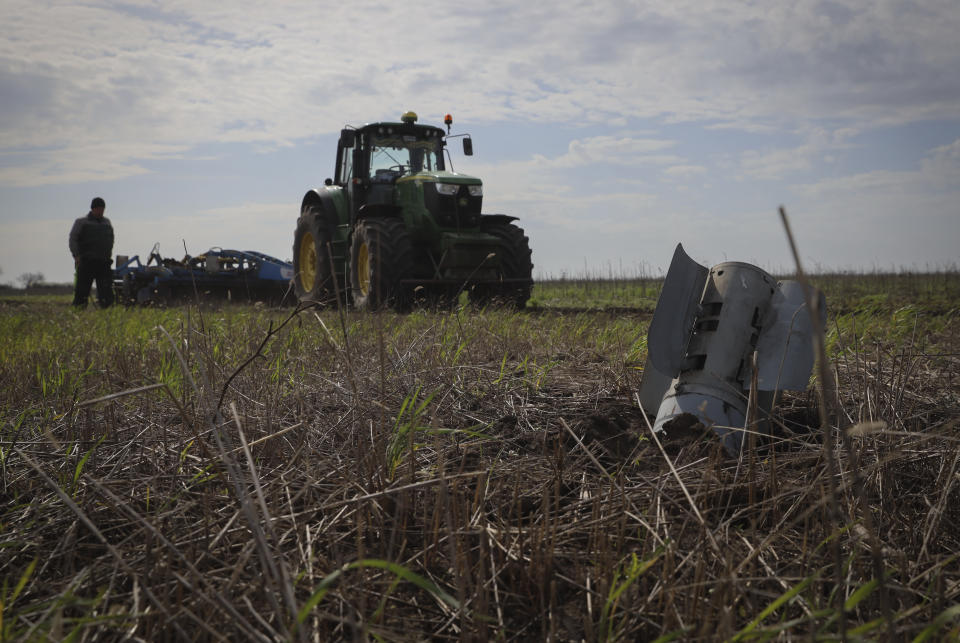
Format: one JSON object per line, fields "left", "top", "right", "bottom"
{"left": 1, "top": 0, "right": 959, "bottom": 286}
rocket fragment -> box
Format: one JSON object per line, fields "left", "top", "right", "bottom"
{"left": 638, "top": 244, "right": 826, "bottom": 455}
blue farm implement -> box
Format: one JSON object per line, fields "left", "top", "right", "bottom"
{"left": 113, "top": 244, "right": 295, "bottom": 306}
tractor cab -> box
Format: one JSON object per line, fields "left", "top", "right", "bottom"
{"left": 333, "top": 112, "right": 475, "bottom": 221}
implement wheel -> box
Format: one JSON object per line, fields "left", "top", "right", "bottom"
{"left": 293, "top": 207, "right": 334, "bottom": 304}
{"left": 470, "top": 222, "right": 533, "bottom": 309}
{"left": 349, "top": 218, "right": 413, "bottom": 311}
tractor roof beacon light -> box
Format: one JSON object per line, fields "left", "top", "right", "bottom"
{"left": 444, "top": 113, "right": 453, "bottom": 134}
{"left": 401, "top": 111, "right": 418, "bottom": 124}
{"left": 637, "top": 243, "right": 827, "bottom": 456}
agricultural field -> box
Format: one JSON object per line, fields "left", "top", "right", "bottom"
{"left": 1, "top": 273, "right": 959, "bottom": 641}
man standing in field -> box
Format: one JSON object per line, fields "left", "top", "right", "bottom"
{"left": 69, "top": 197, "right": 115, "bottom": 308}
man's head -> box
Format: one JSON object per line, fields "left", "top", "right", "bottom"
{"left": 90, "top": 197, "right": 105, "bottom": 218}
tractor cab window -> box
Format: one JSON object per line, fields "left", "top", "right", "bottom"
{"left": 410, "top": 145, "right": 441, "bottom": 172}
{"left": 368, "top": 134, "right": 443, "bottom": 183}
{"left": 339, "top": 145, "right": 353, "bottom": 185}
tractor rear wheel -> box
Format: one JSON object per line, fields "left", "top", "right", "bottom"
{"left": 470, "top": 222, "right": 533, "bottom": 309}
{"left": 349, "top": 218, "right": 414, "bottom": 311}
{"left": 293, "top": 208, "right": 334, "bottom": 304}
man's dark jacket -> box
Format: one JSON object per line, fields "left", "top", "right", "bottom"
{"left": 69, "top": 213, "right": 114, "bottom": 262}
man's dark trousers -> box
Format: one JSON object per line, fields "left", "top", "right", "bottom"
{"left": 74, "top": 259, "right": 114, "bottom": 308}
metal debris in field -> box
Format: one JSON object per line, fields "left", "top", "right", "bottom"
{"left": 638, "top": 243, "right": 826, "bottom": 455}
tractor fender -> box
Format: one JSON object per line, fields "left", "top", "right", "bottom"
{"left": 480, "top": 214, "right": 519, "bottom": 226}
{"left": 301, "top": 189, "right": 347, "bottom": 227}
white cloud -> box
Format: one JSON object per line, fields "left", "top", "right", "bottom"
{"left": 663, "top": 164, "right": 708, "bottom": 178}
{"left": 530, "top": 136, "right": 679, "bottom": 170}
{"left": 2, "top": 0, "right": 958, "bottom": 186}
{"left": 792, "top": 169, "right": 912, "bottom": 198}
{"left": 739, "top": 127, "right": 858, "bottom": 180}
{"left": 128, "top": 202, "right": 297, "bottom": 262}
{"left": 795, "top": 137, "right": 960, "bottom": 198}
{"left": 781, "top": 138, "right": 960, "bottom": 269}
{"left": 741, "top": 145, "right": 816, "bottom": 181}
{"left": 920, "top": 138, "right": 960, "bottom": 185}
{"left": 0, "top": 142, "right": 190, "bottom": 187}
{"left": 459, "top": 137, "right": 675, "bottom": 227}
{"left": 1, "top": 0, "right": 959, "bottom": 280}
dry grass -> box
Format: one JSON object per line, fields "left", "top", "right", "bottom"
{"left": 1, "top": 280, "right": 958, "bottom": 641}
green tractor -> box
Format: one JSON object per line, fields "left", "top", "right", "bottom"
{"left": 293, "top": 111, "right": 533, "bottom": 310}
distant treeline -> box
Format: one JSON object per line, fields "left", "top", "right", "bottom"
{"left": 0, "top": 283, "right": 73, "bottom": 295}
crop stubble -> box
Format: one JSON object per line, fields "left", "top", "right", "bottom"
{"left": 0, "top": 273, "right": 958, "bottom": 640}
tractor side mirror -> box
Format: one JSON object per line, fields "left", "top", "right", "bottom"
{"left": 340, "top": 129, "right": 356, "bottom": 148}
{"left": 463, "top": 137, "right": 473, "bottom": 156}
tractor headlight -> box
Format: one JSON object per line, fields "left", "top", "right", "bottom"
{"left": 435, "top": 183, "right": 459, "bottom": 196}
{"left": 468, "top": 185, "right": 483, "bottom": 197}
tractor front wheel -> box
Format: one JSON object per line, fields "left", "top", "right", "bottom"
{"left": 470, "top": 222, "right": 533, "bottom": 309}
{"left": 293, "top": 209, "right": 333, "bottom": 304}
{"left": 349, "top": 218, "right": 413, "bottom": 311}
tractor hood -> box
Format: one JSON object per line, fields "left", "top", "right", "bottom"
{"left": 397, "top": 170, "right": 481, "bottom": 186}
